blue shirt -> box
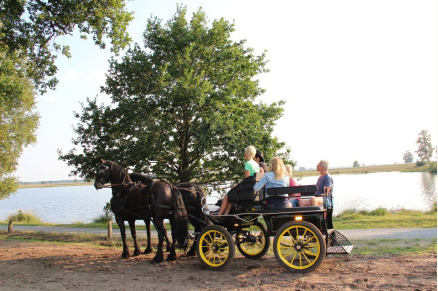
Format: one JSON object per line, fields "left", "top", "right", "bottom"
{"left": 254, "top": 172, "right": 289, "bottom": 198}
{"left": 316, "top": 174, "right": 333, "bottom": 195}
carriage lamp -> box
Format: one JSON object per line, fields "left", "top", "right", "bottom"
{"left": 295, "top": 216, "right": 303, "bottom": 221}
{"left": 234, "top": 223, "right": 240, "bottom": 227}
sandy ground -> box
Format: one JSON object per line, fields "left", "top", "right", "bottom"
{"left": 0, "top": 240, "right": 436, "bottom": 291}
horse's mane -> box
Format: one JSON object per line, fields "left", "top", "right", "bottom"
{"left": 129, "top": 172, "right": 153, "bottom": 185}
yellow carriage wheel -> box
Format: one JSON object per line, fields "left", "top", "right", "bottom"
{"left": 273, "top": 221, "right": 325, "bottom": 273}
{"left": 237, "top": 221, "right": 270, "bottom": 259}
{"left": 196, "top": 225, "right": 235, "bottom": 270}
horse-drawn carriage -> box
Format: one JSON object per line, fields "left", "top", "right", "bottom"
{"left": 94, "top": 160, "right": 353, "bottom": 273}
{"left": 196, "top": 176, "right": 353, "bottom": 273}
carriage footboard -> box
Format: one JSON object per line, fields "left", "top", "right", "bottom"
{"left": 326, "top": 230, "right": 354, "bottom": 255}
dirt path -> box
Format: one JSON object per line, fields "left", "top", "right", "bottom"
{"left": 0, "top": 241, "right": 436, "bottom": 290}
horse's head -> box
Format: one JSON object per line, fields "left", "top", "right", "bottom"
{"left": 94, "top": 159, "right": 110, "bottom": 190}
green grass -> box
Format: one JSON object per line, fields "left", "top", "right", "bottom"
{"left": 334, "top": 208, "right": 437, "bottom": 229}
{"left": 351, "top": 239, "right": 437, "bottom": 255}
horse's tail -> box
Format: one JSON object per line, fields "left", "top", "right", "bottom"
{"left": 170, "top": 184, "right": 188, "bottom": 249}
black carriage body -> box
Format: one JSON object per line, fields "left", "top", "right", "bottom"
{"left": 216, "top": 183, "right": 329, "bottom": 235}
{"left": 199, "top": 182, "right": 353, "bottom": 273}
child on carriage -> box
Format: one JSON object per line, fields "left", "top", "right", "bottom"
{"left": 217, "top": 145, "right": 260, "bottom": 215}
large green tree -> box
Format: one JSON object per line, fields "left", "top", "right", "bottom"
{"left": 59, "top": 6, "right": 287, "bottom": 183}
{"left": 0, "top": 0, "right": 133, "bottom": 199}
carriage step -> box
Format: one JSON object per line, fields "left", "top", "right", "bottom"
{"left": 326, "top": 230, "right": 354, "bottom": 255}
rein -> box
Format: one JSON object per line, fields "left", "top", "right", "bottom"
{"left": 100, "top": 183, "right": 126, "bottom": 188}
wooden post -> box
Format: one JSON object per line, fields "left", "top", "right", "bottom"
{"left": 107, "top": 220, "right": 112, "bottom": 239}
{"left": 8, "top": 219, "right": 13, "bottom": 233}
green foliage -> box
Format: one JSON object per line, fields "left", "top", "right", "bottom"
{"left": 7, "top": 210, "right": 42, "bottom": 224}
{"left": 0, "top": 0, "right": 133, "bottom": 93}
{"left": 416, "top": 130, "right": 434, "bottom": 162}
{"left": 0, "top": 53, "right": 39, "bottom": 199}
{"left": 403, "top": 150, "right": 414, "bottom": 163}
{"left": 0, "top": 0, "right": 133, "bottom": 200}
{"left": 353, "top": 160, "right": 360, "bottom": 167}
{"left": 59, "top": 6, "right": 286, "bottom": 183}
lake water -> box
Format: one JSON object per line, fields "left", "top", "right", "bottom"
{"left": 0, "top": 172, "right": 436, "bottom": 224}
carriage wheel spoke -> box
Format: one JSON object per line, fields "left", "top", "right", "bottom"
{"left": 302, "top": 248, "right": 317, "bottom": 257}
{"left": 302, "top": 235, "right": 316, "bottom": 245}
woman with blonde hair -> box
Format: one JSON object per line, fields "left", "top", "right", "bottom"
{"left": 254, "top": 157, "right": 291, "bottom": 209}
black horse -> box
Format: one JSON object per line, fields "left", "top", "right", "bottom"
{"left": 129, "top": 173, "right": 209, "bottom": 257}
{"left": 94, "top": 160, "right": 188, "bottom": 262}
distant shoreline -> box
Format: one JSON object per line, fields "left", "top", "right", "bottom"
{"left": 294, "top": 162, "right": 434, "bottom": 177}
{"left": 19, "top": 181, "right": 93, "bottom": 189}
{"left": 18, "top": 162, "right": 434, "bottom": 189}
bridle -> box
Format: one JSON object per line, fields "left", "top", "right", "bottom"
{"left": 96, "top": 163, "right": 133, "bottom": 196}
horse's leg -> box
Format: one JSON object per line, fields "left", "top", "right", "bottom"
{"left": 187, "top": 220, "right": 199, "bottom": 257}
{"left": 128, "top": 219, "right": 141, "bottom": 256}
{"left": 152, "top": 218, "right": 165, "bottom": 263}
{"left": 163, "top": 221, "right": 171, "bottom": 252}
{"left": 116, "top": 216, "right": 129, "bottom": 259}
{"left": 166, "top": 217, "right": 177, "bottom": 261}
{"left": 143, "top": 219, "right": 152, "bottom": 254}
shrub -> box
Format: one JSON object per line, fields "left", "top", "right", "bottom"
{"left": 93, "top": 214, "right": 112, "bottom": 223}
{"left": 369, "top": 207, "right": 388, "bottom": 216}
{"left": 93, "top": 202, "right": 114, "bottom": 223}
{"left": 7, "top": 210, "right": 42, "bottom": 224}
{"left": 416, "top": 160, "right": 425, "bottom": 167}
{"left": 429, "top": 161, "right": 437, "bottom": 174}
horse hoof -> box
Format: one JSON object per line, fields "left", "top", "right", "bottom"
{"left": 133, "top": 250, "right": 141, "bottom": 256}
{"left": 121, "top": 254, "right": 130, "bottom": 259}
{"left": 144, "top": 248, "right": 152, "bottom": 254}
{"left": 152, "top": 254, "right": 163, "bottom": 263}
{"left": 166, "top": 255, "right": 176, "bottom": 261}
{"left": 152, "top": 257, "right": 163, "bottom": 263}
{"left": 187, "top": 250, "right": 196, "bottom": 257}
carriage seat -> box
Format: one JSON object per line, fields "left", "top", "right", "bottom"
{"left": 265, "top": 185, "right": 325, "bottom": 210}
{"left": 226, "top": 175, "right": 258, "bottom": 204}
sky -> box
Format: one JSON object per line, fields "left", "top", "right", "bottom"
{"left": 15, "top": 0, "right": 437, "bottom": 182}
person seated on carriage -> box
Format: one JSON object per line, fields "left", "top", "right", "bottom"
{"left": 217, "top": 145, "right": 260, "bottom": 215}
{"left": 253, "top": 157, "right": 291, "bottom": 209}
{"left": 254, "top": 150, "right": 268, "bottom": 173}
{"left": 286, "top": 164, "right": 301, "bottom": 207}
{"left": 298, "top": 160, "right": 333, "bottom": 208}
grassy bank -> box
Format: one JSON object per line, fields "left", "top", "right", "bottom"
{"left": 334, "top": 208, "right": 437, "bottom": 229}
{"left": 19, "top": 181, "right": 93, "bottom": 189}
{"left": 294, "top": 162, "right": 435, "bottom": 178}
{"left": 1, "top": 206, "right": 436, "bottom": 230}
